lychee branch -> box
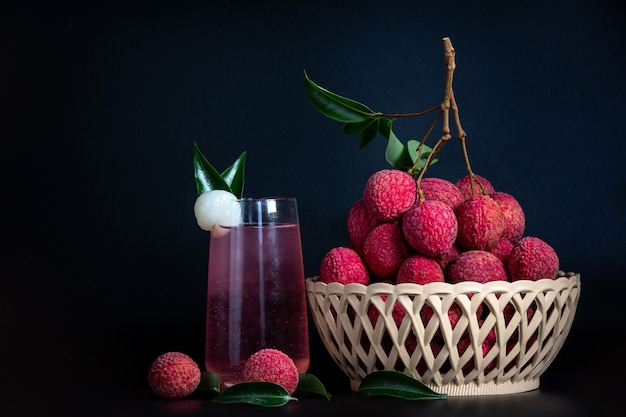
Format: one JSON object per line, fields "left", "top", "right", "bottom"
{"left": 377, "top": 104, "right": 441, "bottom": 119}
{"left": 415, "top": 37, "right": 485, "bottom": 198}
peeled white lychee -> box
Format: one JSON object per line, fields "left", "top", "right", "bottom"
{"left": 194, "top": 190, "right": 241, "bottom": 236}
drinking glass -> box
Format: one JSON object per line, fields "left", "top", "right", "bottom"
{"left": 204, "top": 197, "right": 310, "bottom": 388}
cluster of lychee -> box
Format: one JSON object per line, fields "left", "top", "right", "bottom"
{"left": 320, "top": 169, "right": 560, "bottom": 287}
{"left": 147, "top": 349, "right": 299, "bottom": 399}
{"left": 318, "top": 169, "right": 563, "bottom": 374}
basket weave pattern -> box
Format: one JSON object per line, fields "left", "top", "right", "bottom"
{"left": 306, "top": 274, "right": 581, "bottom": 396}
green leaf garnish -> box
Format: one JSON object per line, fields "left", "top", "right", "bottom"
{"left": 196, "top": 371, "right": 221, "bottom": 396}
{"left": 220, "top": 151, "right": 246, "bottom": 198}
{"left": 358, "top": 371, "right": 447, "bottom": 400}
{"left": 213, "top": 382, "right": 297, "bottom": 407}
{"left": 295, "top": 374, "right": 331, "bottom": 400}
{"left": 193, "top": 142, "right": 246, "bottom": 198}
{"left": 304, "top": 71, "right": 377, "bottom": 123}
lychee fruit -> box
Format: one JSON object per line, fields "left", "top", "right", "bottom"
{"left": 147, "top": 352, "right": 201, "bottom": 399}
{"left": 456, "top": 174, "right": 495, "bottom": 200}
{"left": 396, "top": 253, "right": 445, "bottom": 284}
{"left": 241, "top": 348, "right": 300, "bottom": 394}
{"left": 508, "top": 236, "right": 559, "bottom": 281}
{"left": 363, "top": 169, "right": 417, "bottom": 221}
{"left": 491, "top": 191, "right": 525, "bottom": 243}
{"left": 448, "top": 250, "right": 509, "bottom": 283}
{"left": 402, "top": 200, "right": 458, "bottom": 258}
{"left": 320, "top": 246, "right": 369, "bottom": 285}
{"left": 367, "top": 295, "right": 407, "bottom": 327}
{"left": 458, "top": 326, "right": 497, "bottom": 374}
{"left": 455, "top": 194, "right": 505, "bottom": 250}
{"left": 419, "top": 177, "right": 465, "bottom": 210}
{"left": 346, "top": 199, "right": 380, "bottom": 252}
{"left": 193, "top": 189, "right": 241, "bottom": 237}
{"left": 488, "top": 237, "right": 515, "bottom": 265}
{"left": 363, "top": 222, "right": 412, "bottom": 278}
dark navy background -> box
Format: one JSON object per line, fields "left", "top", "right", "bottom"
{"left": 3, "top": 0, "right": 625, "bottom": 415}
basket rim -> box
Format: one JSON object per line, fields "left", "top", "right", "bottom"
{"left": 306, "top": 273, "right": 581, "bottom": 296}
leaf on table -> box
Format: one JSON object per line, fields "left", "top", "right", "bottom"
{"left": 196, "top": 371, "right": 221, "bottom": 396}
{"left": 213, "top": 382, "right": 297, "bottom": 407}
{"left": 295, "top": 374, "right": 331, "bottom": 400}
{"left": 358, "top": 371, "right": 447, "bottom": 400}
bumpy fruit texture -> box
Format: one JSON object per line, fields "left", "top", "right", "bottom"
{"left": 455, "top": 174, "right": 495, "bottom": 200}
{"left": 347, "top": 199, "right": 380, "bottom": 253}
{"left": 420, "top": 177, "right": 465, "bottom": 210}
{"left": 455, "top": 195, "right": 505, "bottom": 250}
{"left": 491, "top": 191, "right": 525, "bottom": 243}
{"left": 363, "top": 169, "right": 417, "bottom": 221}
{"left": 508, "top": 236, "right": 559, "bottom": 281}
{"left": 363, "top": 222, "right": 412, "bottom": 278}
{"left": 318, "top": 170, "right": 563, "bottom": 288}
{"left": 396, "top": 254, "right": 445, "bottom": 284}
{"left": 241, "top": 348, "right": 300, "bottom": 394}
{"left": 320, "top": 246, "right": 369, "bottom": 285}
{"left": 402, "top": 200, "right": 458, "bottom": 258}
{"left": 448, "top": 250, "right": 509, "bottom": 283}
{"left": 147, "top": 352, "right": 201, "bottom": 399}
{"left": 488, "top": 237, "right": 515, "bottom": 265}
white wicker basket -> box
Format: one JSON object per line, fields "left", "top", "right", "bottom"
{"left": 306, "top": 272, "right": 581, "bottom": 396}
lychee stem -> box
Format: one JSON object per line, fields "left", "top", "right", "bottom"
{"left": 378, "top": 105, "right": 441, "bottom": 118}
{"left": 441, "top": 38, "right": 486, "bottom": 197}
{"left": 415, "top": 37, "right": 473, "bottom": 200}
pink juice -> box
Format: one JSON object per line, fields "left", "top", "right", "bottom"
{"left": 205, "top": 223, "right": 310, "bottom": 388}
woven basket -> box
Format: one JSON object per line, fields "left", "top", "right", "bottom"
{"left": 306, "top": 272, "right": 581, "bottom": 396}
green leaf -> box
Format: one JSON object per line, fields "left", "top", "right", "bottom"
{"left": 343, "top": 118, "right": 384, "bottom": 149}
{"left": 196, "top": 371, "right": 221, "bottom": 396}
{"left": 406, "top": 140, "right": 438, "bottom": 170}
{"left": 213, "top": 382, "right": 297, "bottom": 407}
{"left": 295, "top": 374, "right": 331, "bottom": 400}
{"left": 220, "top": 151, "right": 246, "bottom": 199}
{"left": 384, "top": 128, "right": 414, "bottom": 171}
{"left": 358, "top": 371, "right": 447, "bottom": 400}
{"left": 304, "top": 70, "right": 378, "bottom": 123}
{"left": 193, "top": 142, "right": 232, "bottom": 196}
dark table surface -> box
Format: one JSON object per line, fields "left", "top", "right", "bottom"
{"left": 10, "top": 318, "right": 619, "bottom": 417}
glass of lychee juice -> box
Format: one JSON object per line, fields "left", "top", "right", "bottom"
{"left": 204, "top": 197, "right": 310, "bottom": 388}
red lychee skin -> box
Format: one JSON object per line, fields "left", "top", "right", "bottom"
{"left": 320, "top": 246, "right": 369, "bottom": 285}
{"left": 363, "top": 169, "right": 417, "bottom": 221}
{"left": 402, "top": 200, "right": 458, "bottom": 258}
{"left": 363, "top": 222, "right": 412, "bottom": 278}
{"left": 241, "top": 348, "right": 299, "bottom": 394}
{"left": 417, "top": 339, "right": 443, "bottom": 374}
{"left": 436, "top": 243, "right": 462, "bottom": 271}
{"left": 455, "top": 195, "right": 505, "bottom": 250}
{"left": 456, "top": 174, "right": 496, "bottom": 200}
{"left": 508, "top": 236, "right": 559, "bottom": 281}
{"left": 448, "top": 250, "right": 509, "bottom": 283}
{"left": 147, "top": 352, "right": 201, "bottom": 399}
{"left": 346, "top": 199, "right": 380, "bottom": 252}
{"left": 396, "top": 253, "right": 445, "bottom": 284}
{"left": 489, "top": 237, "right": 514, "bottom": 265}
{"left": 458, "top": 326, "right": 497, "bottom": 374}
{"left": 367, "top": 295, "right": 407, "bottom": 327}
{"left": 490, "top": 191, "right": 525, "bottom": 243}
{"left": 419, "top": 177, "right": 465, "bottom": 210}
